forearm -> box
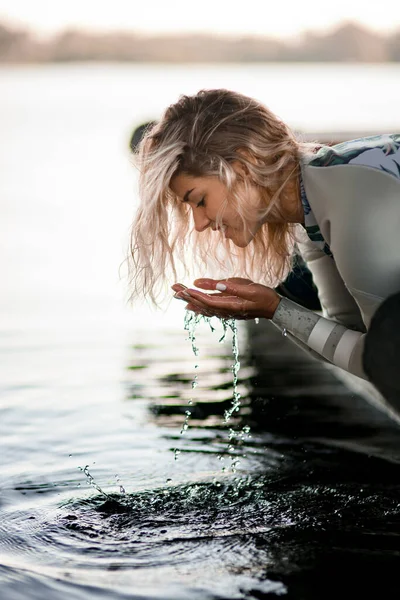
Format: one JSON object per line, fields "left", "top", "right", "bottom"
{"left": 272, "top": 297, "right": 366, "bottom": 379}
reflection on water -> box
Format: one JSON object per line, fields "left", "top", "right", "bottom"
{"left": 1, "top": 314, "right": 400, "bottom": 600}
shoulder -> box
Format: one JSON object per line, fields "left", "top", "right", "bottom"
{"left": 300, "top": 134, "right": 400, "bottom": 217}
{"left": 300, "top": 142, "right": 400, "bottom": 302}
{"left": 303, "top": 134, "right": 400, "bottom": 180}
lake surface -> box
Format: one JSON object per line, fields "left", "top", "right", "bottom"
{"left": 1, "top": 63, "right": 400, "bottom": 599}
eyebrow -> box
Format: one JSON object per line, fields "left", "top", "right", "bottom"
{"left": 182, "top": 188, "right": 195, "bottom": 203}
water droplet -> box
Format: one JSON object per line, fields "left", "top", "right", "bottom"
{"left": 230, "top": 458, "right": 240, "bottom": 472}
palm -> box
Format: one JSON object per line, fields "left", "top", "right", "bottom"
{"left": 172, "top": 278, "right": 280, "bottom": 320}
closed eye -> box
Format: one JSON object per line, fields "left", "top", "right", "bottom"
{"left": 196, "top": 197, "right": 205, "bottom": 208}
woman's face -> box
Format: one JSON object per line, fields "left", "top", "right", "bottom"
{"left": 170, "top": 173, "right": 265, "bottom": 248}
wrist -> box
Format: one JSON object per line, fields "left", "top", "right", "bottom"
{"left": 260, "top": 292, "right": 281, "bottom": 319}
{"left": 269, "top": 294, "right": 282, "bottom": 318}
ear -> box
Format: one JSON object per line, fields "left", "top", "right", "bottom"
{"left": 233, "top": 148, "right": 257, "bottom": 179}
{"left": 232, "top": 160, "right": 249, "bottom": 179}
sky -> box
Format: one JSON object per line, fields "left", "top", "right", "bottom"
{"left": 1, "top": 0, "right": 400, "bottom": 39}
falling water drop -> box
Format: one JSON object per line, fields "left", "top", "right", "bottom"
{"left": 115, "top": 474, "right": 126, "bottom": 495}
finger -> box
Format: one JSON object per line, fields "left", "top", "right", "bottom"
{"left": 226, "top": 278, "right": 253, "bottom": 284}
{"left": 193, "top": 278, "right": 218, "bottom": 290}
{"left": 180, "top": 302, "right": 210, "bottom": 316}
{"left": 186, "top": 289, "right": 253, "bottom": 317}
{"left": 184, "top": 289, "right": 239, "bottom": 306}
{"left": 193, "top": 278, "right": 251, "bottom": 290}
{"left": 213, "top": 279, "right": 260, "bottom": 300}
{"left": 184, "top": 296, "right": 207, "bottom": 308}
{"left": 184, "top": 296, "right": 227, "bottom": 319}
{"left": 184, "top": 295, "right": 234, "bottom": 318}
{"left": 186, "top": 304, "right": 213, "bottom": 317}
{"left": 171, "top": 283, "right": 187, "bottom": 293}
{"left": 173, "top": 291, "right": 212, "bottom": 312}
{"left": 191, "top": 282, "right": 234, "bottom": 299}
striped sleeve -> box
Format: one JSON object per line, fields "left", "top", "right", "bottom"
{"left": 272, "top": 297, "right": 366, "bottom": 379}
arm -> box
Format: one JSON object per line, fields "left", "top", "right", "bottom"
{"left": 271, "top": 296, "right": 366, "bottom": 379}
{"left": 173, "top": 269, "right": 369, "bottom": 381}
{"left": 270, "top": 227, "right": 368, "bottom": 379}
{"left": 295, "top": 225, "right": 366, "bottom": 332}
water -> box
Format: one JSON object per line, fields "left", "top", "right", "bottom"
{"left": 1, "top": 63, "right": 400, "bottom": 599}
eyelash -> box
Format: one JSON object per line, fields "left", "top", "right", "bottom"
{"left": 196, "top": 197, "right": 205, "bottom": 208}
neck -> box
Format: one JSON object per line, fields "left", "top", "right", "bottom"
{"left": 260, "top": 174, "right": 303, "bottom": 225}
{"left": 285, "top": 174, "right": 304, "bottom": 223}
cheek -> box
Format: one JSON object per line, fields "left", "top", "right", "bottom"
{"left": 221, "top": 205, "right": 241, "bottom": 226}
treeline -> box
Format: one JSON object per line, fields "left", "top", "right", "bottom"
{"left": 1, "top": 20, "right": 400, "bottom": 63}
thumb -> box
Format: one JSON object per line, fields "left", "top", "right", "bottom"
{"left": 215, "top": 279, "right": 259, "bottom": 300}
{"left": 193, "top": 277, "right": 253, "bottom": 290}
{"left": 226, "top": 278, "right": 254, "bottom": 285}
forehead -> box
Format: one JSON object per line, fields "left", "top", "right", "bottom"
{"left": 170, "top": 173, "right": 204, "bottom": 197}
{"left": 170, "top": 173, "right": 224, "bottom": 198}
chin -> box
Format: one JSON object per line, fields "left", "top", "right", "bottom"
{"left": 229, "top": 234, "right": 253, "bottom": 248}
{"left": 227, "top": 223, "right": 259, "bottom": 248}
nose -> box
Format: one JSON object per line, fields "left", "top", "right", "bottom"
{"left": 192, "top": 208, "right": 211, "bottom": 232}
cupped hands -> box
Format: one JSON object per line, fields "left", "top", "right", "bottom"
{"left": 171, "top": 278, "right": 281, "bottom": 321}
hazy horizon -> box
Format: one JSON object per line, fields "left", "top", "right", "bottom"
{"left": 1, "top": 0, "right": 399, "bottom": 40}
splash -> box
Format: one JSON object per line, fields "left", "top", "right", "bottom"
{"left": 78, "top": 465, "right": 113, "bottom": 499}
{"left": 78, "top": 465, "right": 127, "bottom": 499}
{"left": 179, "top": 311, "right": 249, "bottom": 472}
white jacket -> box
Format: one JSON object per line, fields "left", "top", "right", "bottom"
{"left": 272, "top": 134, "right": 400, "bottom": 381}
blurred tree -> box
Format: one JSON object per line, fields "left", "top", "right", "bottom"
{"left": 0, "top": 20, "right": 398, "bottom": 63}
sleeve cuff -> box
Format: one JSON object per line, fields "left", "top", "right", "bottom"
{"left": 272, "top": 297, "right": 366, "bottom": 379}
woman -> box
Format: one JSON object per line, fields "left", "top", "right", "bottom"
{"left": 129, "top": 88, "right": 400, "bottom": 401}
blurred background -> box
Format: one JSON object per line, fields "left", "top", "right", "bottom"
{"left": 1, "top": 3, "right": 400, "bottom": 598}
{"left": 1, "top": 0, "right": 400, "bottom": 344}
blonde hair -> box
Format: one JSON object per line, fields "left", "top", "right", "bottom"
{"left": 129, "top": 88, "right": 307, "bottom": 306}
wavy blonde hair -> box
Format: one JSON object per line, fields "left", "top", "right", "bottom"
{"left": 129, "top": 88, "right": 308, "bottom": 306}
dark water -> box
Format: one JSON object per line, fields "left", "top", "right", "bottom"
{"left": 1, "top": 317, "right": 400, "bottom": 600}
